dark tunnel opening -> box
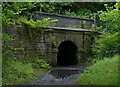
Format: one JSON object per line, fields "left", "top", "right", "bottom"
{"left": 57, "top": 41, "right": 78, "bottom": 66}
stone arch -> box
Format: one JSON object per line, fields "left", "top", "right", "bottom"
{"left": 57, "top": 40, "right": 78, "bottom": 66}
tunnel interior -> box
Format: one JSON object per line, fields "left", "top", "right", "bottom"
{"left": 57, "top": 41, "right": 78, "bottom": 66}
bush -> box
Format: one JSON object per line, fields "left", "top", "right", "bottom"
{"left": 93, "top": 2, "right": 120, "bottom": 58}
{"left": 31, "top": 58, "right": 52, "bottom": 70}
{"left": 93, "top": 32, "right": 120, "bottom": 58}
{"left": 77, "top": 55, "right": 119, "bottom": 85}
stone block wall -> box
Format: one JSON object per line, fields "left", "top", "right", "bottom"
{"left": 3, "top": 25, "right": 46, "bottom": 61}
{"left": 32, "top": 12, "right": 94, "bottom": 29}
{"left": 3, "top": 25, "right": 94, "bottom": 66}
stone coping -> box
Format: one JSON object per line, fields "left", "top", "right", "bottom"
{"left": 34, "top": 12, "right": 94, "bottom": 21}
{"left": 45, "top": 26, "right": 97, "bottom": 32}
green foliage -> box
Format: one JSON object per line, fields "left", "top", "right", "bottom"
{"left": 2, "top": 60, "right": 44, "bottom": 85}
{"left": 34, "top": 2, "right": 73, "bottom": 14}
{"left": 2, "top": 34, "right": 15, "bottom": 42}
{"left": 23, "top": 18, "right": 58, "bottom": 29}
{"left": 2, "top": 2, "right": 36, "bottom": 26}
{"left": 31, "top": 58, "right": 52, "bottom": 70}
{"left": 19, "top": 17, "right": 57, "bottom": 39}
{"left": 2, "top": 2, "right": 115, "bottom": 27}
{"left": 3, "top": 2, "right": 111, "bottom": 26}
{"left": 93, "top": 32, "right": 120, "bottom": 58}
{"left": 2, "top": 34, "right": 49, "bottom": 85}
{"left": 81, "top": 21, "right": 86, "bottom": 29}
{"left": 2, "top": 34, "right": 16, "bottom": 62}
{"left": 63, "top": 9, "right": 93, "bottom": 18}
{"left": 77, "top": 55, "right": 119, "bottom": 85}
{"left": 2, "top": 57, "right": 50, "bottom": 85}
{"left": 2, "top": 3, "right": 55, "bottom": 86}
{"left": 93, "top": 2, "right": 120, "bottom": 58}
{"left": 98, "top": 2, "right": 120, "bottom": 33}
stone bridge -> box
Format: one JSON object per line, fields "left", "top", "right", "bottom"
{"left": 37, "top": 27, "right": 96, "bottom": 66}
{"left": 3, "top": 12, "right": 98, "bottom": 66}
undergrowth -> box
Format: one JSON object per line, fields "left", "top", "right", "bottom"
{"left": 31, "top": 58, "right": 52, "bottom": 70}
{"left": 2, "top": 59, "right": 48, "bottom": 85}
{"left": 77, "top": 54, "right": 119, "bottom": 85}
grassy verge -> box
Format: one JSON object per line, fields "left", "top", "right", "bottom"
{"left": 77, "top": 55, "right": 119, "bottom": 85}
{"left": 2, "top": 58, "right": 52, "bottom": 86}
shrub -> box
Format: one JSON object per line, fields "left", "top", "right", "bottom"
{"left": 93, "top": 2, "right": 120, "bottom": 58}
{"left": 93, "top": 32, "right": 120, "bottom": 58}
{"left": 31, "top": 58, "right": 52, "bottom": 70}
{"left": 77, "top": 55, "right": 119, "bottom": 85}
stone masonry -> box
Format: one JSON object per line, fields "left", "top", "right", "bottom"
{"left": 3, "top": 12, "right": 97, "bottom": 66}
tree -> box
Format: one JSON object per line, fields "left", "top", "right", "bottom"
{"left": 93, "top": 2, "right": 120, "bottom": 58}
{"left": 3, "top": 2, "right": 115, "bottom": 26}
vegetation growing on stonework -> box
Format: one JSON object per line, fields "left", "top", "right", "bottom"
{"left": 17, "top": 16, "right": 57, "bottom": 39}
{"left": 2, "top": 34, "right": 52, "bottom": 85}
{"left": 2, "top": 2, "right": 119, "bottom": 86}
{"left": 22, "top": 18, "right": 58, "bottom": 29}
{"left": 2, "top": 2, "right": 55, "bottom": 85}
{"left": 2, "top": 19, "right": 55, "bottom": 85}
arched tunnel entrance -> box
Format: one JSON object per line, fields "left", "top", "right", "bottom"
{"left": 57, "top": 41, "right": 78, "bottom": 66}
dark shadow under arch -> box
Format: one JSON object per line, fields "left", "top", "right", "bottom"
{"left": 57, "top": 40, "right": 78, "bottom": 66}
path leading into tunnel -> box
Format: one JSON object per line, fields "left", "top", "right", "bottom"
{"left": 24, "top": 65, "right": 89, "bottom": 85}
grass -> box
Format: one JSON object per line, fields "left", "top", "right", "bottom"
{"left": 77, "top": 55, "right": 119, "bottom": 85}
{"left": 2, "top": 60, "right": 46, "bottom": 85}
